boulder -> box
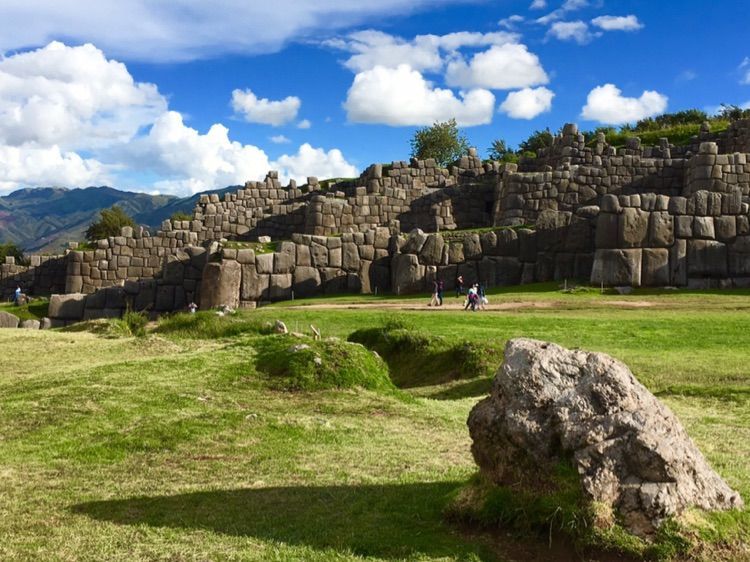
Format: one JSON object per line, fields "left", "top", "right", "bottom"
{"left": 48, "top": 293, "right": 87, "bottom": 320}
{"left": 199, "top": 260, "right": 241, "bottom": 310}
{"left": 401, "top": 229, "right": 428, "bottom": 255}
{"left": 469, "top": 338, "right": 743, "bottom": 537}
{"left": 419, "top": 233, "right": 445, "bottom": 265}
{"left": 0, "top": 311, "right": 20, "bottom": 328}
{"left": 590, "top": 249, "right": 642, "bottom": 287}
{"left": 19, "top": 319, "right": 41, "bottom": 330}
{"left": 293, "top": 266, "right": 322, "bottom": 298}
{"left": 391, "top": 253, "right": 425, "bottom": 294}
{"left": 241, "top": 266, "right": 270, "bottom": 301}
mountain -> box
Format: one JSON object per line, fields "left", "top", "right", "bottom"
{"left": 0, "top": 185, "right": 239, "bottom": 253}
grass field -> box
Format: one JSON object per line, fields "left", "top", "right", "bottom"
{"left": 1, "top": 285, "right": 749, "bottom": 561}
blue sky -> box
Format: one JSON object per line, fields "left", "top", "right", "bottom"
{"left": 0, "top": 0, "right": 748, "bottom": 196}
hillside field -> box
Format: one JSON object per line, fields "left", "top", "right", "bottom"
{"left": 1, "top": 285, "right": 749, "bottom": 561}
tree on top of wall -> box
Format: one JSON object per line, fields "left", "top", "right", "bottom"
{"left": 0, "top": 242, "right": 25, "bottom": 265}
{"left": 409, "top": 119, "right": 470, "bottom": 167}
{"left": 85, "top": 206, "right": 137, "bottom": 242}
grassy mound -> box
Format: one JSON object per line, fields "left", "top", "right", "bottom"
{"left": 348, "top": 319, "right": 501, "bottom": 388}
{"left": 254, "top": 334, "right": 396, "bottom": 392}
{"left": 155, "top": 310, "right": 272, "bottom": 339}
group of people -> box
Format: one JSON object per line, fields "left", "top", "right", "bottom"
{"left": 428, "top": 274, "right": 488, "bottom": 311}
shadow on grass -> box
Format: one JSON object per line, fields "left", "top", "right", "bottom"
{"left": 71, "top": 482, "right": 497, "bottom": 560}
{"left": 427, "top": 377, "right": 493, "bottom": 401}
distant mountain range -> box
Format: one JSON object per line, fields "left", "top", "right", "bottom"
{"left": 0, "top": 185, "right": 238, "bottom": 253}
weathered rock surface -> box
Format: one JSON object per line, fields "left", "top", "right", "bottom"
{"left": 19, "top": 319, "right": 41, "bottom": 329}
{"left": 199, "top": 260, "right": 241, "bottom": 310}
{"left": 468, "top": 338, "right": 743, "bottom": 537}
{"left": 48, "top": 293, "right": 87, "bottom": 320}
{"left": 0, "top": 310, "right": 20, "bottom": 328}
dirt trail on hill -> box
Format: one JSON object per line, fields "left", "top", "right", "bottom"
{"left": 284, "top": 299, "right": 656, "bottom": 311}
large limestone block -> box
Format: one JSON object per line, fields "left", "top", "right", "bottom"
{"left": 590, "top": 249, "right": 642, "bottom": 287}
{"left": 469, "top": 339, "right": 743, "bottom": 537}
{"left": 670, "top": 240, "right": 687, "bottom": 286}
{"left": 401, "top": 229, "right": 428, "bottom": 254}
{"left": 641, "top": 248, "right": 670, "bottom": 286}
{"left": 448, "top": 242, "right": 465, "bottom": 264}
{"left": 490, "top": 257, "right": 522, "bottom": 286}
{"left": 462, "top": 234, "right": 482, "bottom": 260}
{"left": 419, "top": 234, "right": 445, "bottom": 266}
{"left": 269, "top": 274, "right": 292, "bottom": 301}
{"left": 342, "top": 242, "right": 360, "bottom": 272}
{"left": 391, "top": 253, "right": 425, "bottom": 294}
{"left": 19, "top": 319, "right": 41, "bottom": 330}
{"left": 0, "top": 311, "right": 20, "bottom": 328}
{"left": 199, "top": 260, "right": 241, "bottom": 310}
{"left": 618, "top": 207, "right": 649, "bottom": 248}
{"left": 648, "top": 212, "right": 674, "bottom": 247}
{"left": 687, "top": 240, "right": 727, "bottom": 277}
{"left": 255, "top": 253, "right": 274, "bottom": 274}
{"left": 495, "top": 229, "right": 519, "bottom": 256}
{"left": 241, "top": 266, "right": 270, "bottom": 301}
{"left": 292, "top": 266, "right": 322, "bottom": 298}
{"left": 48, "top": 293, "right": 87, "bottom": 320}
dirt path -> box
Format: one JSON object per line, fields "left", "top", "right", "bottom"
{"left": 284, "top": 299, "right": 656, "bottom": 311}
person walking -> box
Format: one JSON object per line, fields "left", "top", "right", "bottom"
{"left": 14, "top": 286, "right": 22, "bottom": 306}
{"left": 478, "top": 282, "right": 487, "bottom": 311}
{"left": 464, "top": 284, "right": 478, "bottom": 311}
{"left": 437, "top": 279, "right": 444, "bottom": 306}
{"left": 455, "top": 274, "right": 464, "bottom": 297}
{"left": 429, "top": 279, "right": 440, "bottom": 307}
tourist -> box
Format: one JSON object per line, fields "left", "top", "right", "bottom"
{"left": 187, "top": 301, "right": 198, "bottom": 314}
{"left": 429, "top": 279, "right": 440, "bottom": 307}
{"left": 437, "top": 279, "right": 444, "bottom": 306}
{"left": 465, "top": 284, "right": 478, "bottom": 311}
{"left": 478, "top": 283, "right": 487, "bottom": 311}
{"left": 455, "top": 274, "right": 464, "bottom": 297}
{"left": 14, "top": 286, "right": 22, "bottom": 306}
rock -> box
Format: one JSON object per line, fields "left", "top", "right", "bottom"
{"left": 391, "top": 253, "right": 425, "bottom": 294}
{"left": 468, "top": 338, "right": 743, "bottom": 537}
{"left": 40, "top": 317, "right": 53, "bottom": 330}
{"left": 401, "top": 229, "right": 428, "bottom": 254}
{"left": 274, "top": 320, "right": 288, "bottom": 334}
{"left": 19, "top": 319, "right": 41, "bottom": 330}
{"left": 257, "top": 236, "right": 272, "bottom": 244}
{"left": 293, "top": 266, "right": 322, "bottom": 298}
{"left": 590, "top": 249, "right": 642, "bottom": 287}
{"left": 419, "top": 233, "right": 445, "bottom": 265}
{"left": 0, "top": 311, "right": 20, "bottom": 328}
{"left": 48, "top": 293, "right": 87, "bottom": 320}
{"left": 199, "top": 260, "right": 241, "bottom": 310}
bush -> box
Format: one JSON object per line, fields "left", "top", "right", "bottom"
{"left": 123, "top": 309, "right": 148, "bottom": 337}
{"left": 410, "top": 119, "right": 470, "bottom": 167}
{"left": 85, "top": 206, "right": 137, "bottom": 242}
{"left": 254, "top": 335, "right": 395, "bottom": 392}
{"left": 0, "top": 242, "right": 26, "bottom": 265}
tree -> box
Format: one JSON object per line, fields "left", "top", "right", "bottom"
{"left": 517, "top": 128, "right": 553, "bottom": 157}
{"left": 85, "top": 206, "right": 136, "bottom": 242}
{"left": 409, "top": 119, "right": 470, "bottom": 166}
{"left": 487, "top": 139, "right": 518, "bottom": 163}
{"left": 718, "top": 104, "right": 750, "bottom": 122}
{"left": 0, "top": 242, "right": 25, "bottom": 265}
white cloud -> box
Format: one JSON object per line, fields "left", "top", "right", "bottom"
{"left": 535, "top": 0, "right": 588, "bottom": 25}
{"left": 547, "top": 21, "right": 598, "bottom": 44}
{"left": 275, "top": 143, "right": 358, "bottom": 182}
{"left": 230, "top": 89, "right": 300, "bottom": 126}
{"left": 344, "top": 64, "right": 495, "bottom": 127}
{"left": 297, "top": 119, "right": 312, "bottom": 129}
{"left": 581, "top": 83, "right": 668, "bottom": 124}
{"left": 591, "top": 15, "right": 643, "bottom": 31}
{"left": 127, "top": 111, "right": 357, "bottom": 195}
{"left": 0, "top": 41, "right": 166, "bottom": 150}
{"left": 326, "top": 29, "right": 519, "bottom": 73}
{"left": 740, "top": 58, "right": 750, "bottom": 85}
{"left": 498, "top": 15, "right": 525, "bottom": 30}
{"left": 445, "top": 43, "right": 549, "bottom": 90}
{"left": 499, "top": 87, "right": 554, "bottom": 119}
{"left": 530, "top": 0, "right": 547, "bottom": 9}
{"left": 676, "top": 70, "right": 697, "bottom": 83}
{"left": 0, "top": 0, "right": 470, "bottom": 63}
{"left": 0, "top": 144, "right": 111, "bottom": 192}
{"left": 270, "top": 135, "right": 291, "bottom": 144}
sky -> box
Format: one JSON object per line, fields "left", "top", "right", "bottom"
{"left": 0, "top": 0, "right": 748, "bottom": 197}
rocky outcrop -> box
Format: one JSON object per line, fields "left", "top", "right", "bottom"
{"left": 468, "top": 338, "right": 743, "bottom": 537}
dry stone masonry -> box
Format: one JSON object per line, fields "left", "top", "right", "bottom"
{"left": 4, "top": 119, "right": 750, "bottom": 325}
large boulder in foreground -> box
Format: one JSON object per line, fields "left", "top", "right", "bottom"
{"left": 0, "top": 311, "right": 20, "bottom": 328}
{"left": 468, "top": 338, "right": 742, "bottom": 537}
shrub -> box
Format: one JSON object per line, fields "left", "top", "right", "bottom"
{"left": 85, "top": 206, "right": 136, "bottom": 242}
{"left": 123, "top": 309, "right": 148, "bottom": 338}
{"left": 0, "top": 242, "right": 26, "bottom": 265}
{"left": 410, "top": 119, "right": 470, "bottom": 167}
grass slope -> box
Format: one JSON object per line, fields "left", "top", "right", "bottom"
{"left": 1, "top": 286, "right": 749, "bottom": 560}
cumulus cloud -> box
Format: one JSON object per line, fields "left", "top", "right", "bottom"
{"left": 326, "top": 29, "right": 519, "bottom": 73}
{"left": 547, "top": 21, "right": 598, "bottom": 44}
{"left": 499, "top": 87, "right": 554, "bottom": 119}
{"left": 0, "top": 144, "right": 111, "bottom": 192}
{"left": 530, "top": 0, "right": 547, "bottom": 9}
{"left": 275, "top": 143, "right": 358, "bottom": 182}
{"left": 0, "top": 41, "right": 166, "bottom": 150}
{"left": 270, "top": 135, "right": 291, "bottom": 144}
{"left": 231, "top": 89, "right": 300, "bottom": 126}
{"left": 0, "top": 0, "right": 469, "bottom": 63}
{"left": 535, "top": 0, "right": 588, "bottom": 25}
{"left": 344, "top": 64, "right": 495, "bottom": 127}
{"left": 581, "top": 83, "right": 668, "bottom": 124}
{"left": 445, "top": 43, "right": 549, "bottom": 90}
{"left": 591, "top": 15, "right": 644, "bottom": 31}
{"left": 498, "top": 15, "right": 525, "bottom": 30}
{"left": 297, "top": 119, "right": 312, "bottom": 129}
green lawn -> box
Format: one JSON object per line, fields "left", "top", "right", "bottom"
{"left": 1, "top": 287, "right": 749, "bottom": 560}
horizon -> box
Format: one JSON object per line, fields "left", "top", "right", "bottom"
{"left": 0, "top": 1, "right": 749, "bottom": 197}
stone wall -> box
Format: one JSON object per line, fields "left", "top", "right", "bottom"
{"left": 0, "top": 255, "right": 66, "bottom": 299}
